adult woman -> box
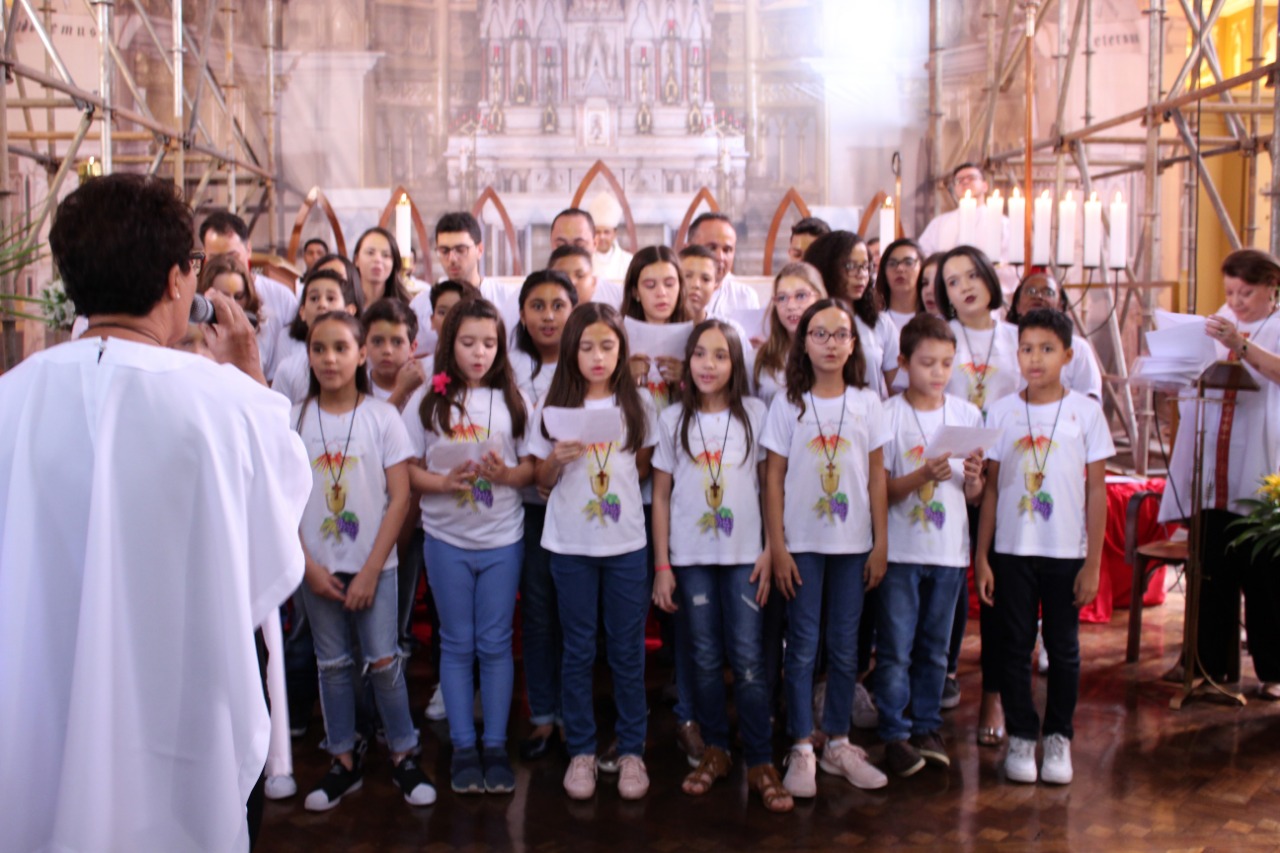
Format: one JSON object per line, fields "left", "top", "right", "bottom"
{"left": 875, "top": 238, "right": 925, "bottom": 331}
{"left": 353, "top": 226, "right": 411, "bottom": 307}
{"left": 1006, "top": 272, "right": 1104, "bottom": 400}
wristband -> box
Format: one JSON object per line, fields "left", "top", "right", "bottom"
{"left": 655, "top": 563, "right": 672, "bottom": 573}
{"left": 1241, "top": 340, "right": 1250, "bottom": 358}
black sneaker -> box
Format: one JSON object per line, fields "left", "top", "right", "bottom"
{"left": 391, "top": 756, "right": 437, "bottom": 806}
{"left": 451, "top": 746, "right": 484, "bottom": 795}
{"left": 598, "top": 741, "right": 621, "bottom": 774}
{"left": 303, "top": 756, "right": 363, "bottom": 811}
{"left": 885, "top": 739, "right": 925, "bottom": 778}
{"left": 482, "top": 746, "right": 516, "bottom": 794}
{"left": 940, "top": 675, "right": 961, "bottom": 710}
{"left": 911, "top": 731, "right": 952, "bottom": 768}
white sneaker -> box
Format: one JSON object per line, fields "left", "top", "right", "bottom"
{"left": 617, "top": 754, "right": 650, "bottom": 800}
{"left": 425, "top": 684, "right": 446, "bottom": 722}
{"left": 1004, "top": 736, "right": 1038, "bottom": 784}
{"left": 263, "top": 774, "right": 297, "bottom": 800}
{"left": 1040, "top": 734, "right": 1073, "bottom": 784}
{"left": 563, "top": 754, "right": 597, "bottom": 800}
{"left": 852, "top": 683, "right": 879, "bottom": 730}
{"left": 819, "top": 740, "right": 888, "bottom": 790}
{"left": 782, "top": 748, "right": 817, "bottom": 798}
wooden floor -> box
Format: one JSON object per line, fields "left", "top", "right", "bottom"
{"left": 259, "top": 585, "right": 1280, "bottom": 852}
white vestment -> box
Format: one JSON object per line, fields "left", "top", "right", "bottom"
{"left": 0, "top": 338, "right": 311, "bottom": 853}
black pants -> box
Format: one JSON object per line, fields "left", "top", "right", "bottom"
{"left": 1199, "top": 509, "right": 1280, "bottom": 682}
{"left": 946, "top": 504, "right": 1003, "bottom": 692}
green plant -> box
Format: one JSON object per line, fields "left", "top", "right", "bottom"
{"left": 0, "top": 221, "right": 58, "bottom": 328}
{"left": 1229, "top": 473, "right": 1280, "bottom": 561}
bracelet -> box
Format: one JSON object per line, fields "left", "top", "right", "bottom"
{"left": 655, "top": 563, "right": 672, "bottom": 573}
{"left": 1241, "top": 340, "right": 1250, "bottom": 358}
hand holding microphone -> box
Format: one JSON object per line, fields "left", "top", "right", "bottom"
{"left": 199, "top": 290, "right": 267, "bottom": 386}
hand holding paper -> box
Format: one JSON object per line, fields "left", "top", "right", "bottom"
{"left": 624, "top": 317, "right": 694, "bottom": 361}
{"left": 922, "top": 425, "right": 1002, "bottom": 459}
{"left": 542, "top": 405, "right": 624, "bottom": 445}
{"left": 426, "top": 438, "right": 503, "bottom": 473}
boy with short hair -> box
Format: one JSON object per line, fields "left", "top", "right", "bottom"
{"left": 548, "top": 244, "right": 623, "bottom": 307}
{"left": 975, "top": 308, "right": 1113, "bottom": 786}
{"left": 362, "top": 298, "right": 423, "bottom": 412}
{"left": 411, "top": 278, "right": 474, "bottom": 354}
{"left": 678, "top": 244, "right": 718, "bottom": 324}
{"left": 878, "top": 315, "right": 985, "bottom": 776}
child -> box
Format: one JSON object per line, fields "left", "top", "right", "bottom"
{"left": 975, "top": 308, "right": 1113, "bottom": 786}
{"left": 761, "top": 298, "right": 890, "bottom": 798}
{"left": 678, "top": 244, "right": 719, "bottom": 327}
{"left": 650, "top": 320, "right": 793, "bottom": 813}
{"left": 621, "top": 245, "right": 689, "bottom": 410}
{"left": 274, "top": 268, "right": 360, "bottom": 404}
{"left": 526, "top": 302, "right": 658, "bottom": 801}
{"left": 294, "top": 311, "right": 436, "bottom": 811}
{"left": 363, "top": 298, "right": 424, "bottom": 411}
{"left": 404, "top": 297, "right": 533, "bottom": 795}
{"left": 549, "top": 244, "right": 624, "bottom": 307}
{"left": 410, "top": 278, "right": 474, "bottom": 356}
{"left": 508, "top": 270, "right": 579, "bottom": 761}
{"left": 875, "top": 239, "right": 925, "bottom": 332}
{"left": 878, "top": 315, "right": 984, "bottom": 777}
{"left": 1005, "top": 273, "right": 1104, "bottom": 401}
{"left": 753, "top": 262, "right": 827, "bottom": 406}
{"left": 918, "top": 253, "right": 944, "bottom": 318}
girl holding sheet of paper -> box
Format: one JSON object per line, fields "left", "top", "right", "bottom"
{"left": 403, "top": 297, "right": 534, "bottom": 796}
{"left": 621, "top": 245, "right": 690, "bottom": 410}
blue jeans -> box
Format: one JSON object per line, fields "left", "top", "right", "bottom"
{"left": 785, "top": 551, "right": 868, "bottom": 740}
{"left": 301, "top": 568, "right": 418, "bottom": 756}
{"left": 520, "top": 504, "right": 561, "bottom": 727}
{"left": 425, "top": 535, "right": 523, "bottom": 751}
{"left": 677, "top": 564, "right": 773, "bottom": 767}
{"left": 875, "top": 563, "right": 965, "bottom": 743}
{"left": 551, "top": 548, "right": 649, "bottom": 757}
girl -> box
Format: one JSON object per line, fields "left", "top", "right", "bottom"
{"left": 650, "top": 320, "right": 793, "bottom": 813}
{"left": 875, "top": 238, "right": 925, "bottom": 331}
{"left": 918, "top": 253, "right": 945, "bottom": 318}
{"left": 753, "top": 262, "right": 827, "bottom": 406}
{"left": 268, "top": 253, "right": 363, "bottom": 383}
{"left": 761, "top": 298, "right": 890, "bottom": 799}
{"left": 199, "top": 251, "right": 272, "bottom": 372}
{"left": 1006, "top": 272, "right": 1104, "bottom": 400}
{"left": 353, "top": 226, "right": 411, "bottom": 306}
{"left": 805, "top": 231, "right": 900, "bottom": 397}
{"left": 509, "top": 270, "right": 579, "bottom": 761}
{"left": 404, "top": 298, "right": 532, "bottom": 795}
{"left": 621, "top": 245, "right": 689, "bottom": 410}
{"left": 294, "top": 311, "right": 435, "bottom": 811}
{"left": 273, "top": 268, "right": 361, "bottom": 404}
{"left": 527, "top": 303, "right": 658, "bottom": 801}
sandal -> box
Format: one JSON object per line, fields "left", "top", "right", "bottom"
{"left": 976, "top": 726, "right": 1006, "bottom": 747}
{"left": 748, "top": 764, "right": 795, "bottom": 813}
{"left": 1258, "top": 682, "right": 1280, "bottom": 701}
{"left": 681, "top": 745, "right": 731, "bottom": 795}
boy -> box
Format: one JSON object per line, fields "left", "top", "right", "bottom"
{"left": 363, "top": 298, "right": 424, "bottom": 412}
{"left": 548, "top": 244, "right": 623, "bottom": 307}
{"left": 975, "top": 308, "right": 1113, "bottom": 785}
{"left": 878, "top": 315, "right": 985, "bottom": 776}
{"left": 412, "top": 278, "right": 474, "bottom": 354}
{"left": 678, "top": 244, "right": 718, "bottom": 324}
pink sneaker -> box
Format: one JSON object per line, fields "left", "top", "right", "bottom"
{"left": 617, "top": 755, "right": 650, "bottom": 800}
{"left": 819, "top": 740, "right": 888, "bottom": 790}
{"left": 563, "top": 754, "right": 597, "bottom": 800}
{"left": 782, "top": 748, "right": 817, "bottom": 798}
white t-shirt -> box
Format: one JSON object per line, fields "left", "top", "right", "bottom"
{"left": 401, "top": 386, "right": 529, "bottom": 550}
{"left": 755, "top": 365, "right": 785, "bottom": 408}
{"left": 267, "top": 327, "right": 305, "bottom": 384}
{"left": 525, "top": 392, "right": 659, "bottom": 557}
{"left": 272, "top": 346, "right": 312, "bottom": 405}
{"left": 946, "top": 319, "right": 1021, "bottom": 422}
{"left": 858, "top": 312, "right": 901, "bottom": 399}
{"left": 887, "top": 309, "right": 918, "bottom": 333}
{"left": 986, "top": 390, "right": 1115, "bottom": 558}
{"left": 1060, "top": 336, "right": 1104, "bottom": 400}
{"left": 408, "top": 289, "right": 436, "bottom": 354}
{"left": 707, "top": 273, "right": 762, "bottom": 315}
{"left": 256, "top": 273, "right": 300, "bottom": 365}
{"left": 883, "top": 394, "right": 982, "bottom": 567}
{"left": 589, "top": 277, "right": 626, "bottom": 309}
{"left": 292, "top": 396, "right": 415, "bottom": 573}
{"left": 653, "top": 400, "right": 768, "bottom": 567}
{"left": 760, "top": 387, "right": 890, "bottom": 555}
{"left": 480, "top": 279, "right": 523, "bottom": 338}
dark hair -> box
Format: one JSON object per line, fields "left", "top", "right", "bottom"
{"left": 689, "top": 212, "right": 734, "bottom": 243}
{"left": 303, "top": 237, "right": 329, "bottom": 255}
{"left": 352, "top": 227, "right": 410, "bottom": 303}
{"left": 198, "top": 209, "right": 249, "bottom": 244}
{"left": 676, "top": 320, "right": 754, "bottom": 465}
{"left": 790, "top": 216, "right": 831, "bottom": 239}
{"left": 541, "top": 302, "right": 648, "bottom": 453}
{"left": 1221, "top": 248, "right": 1280, "bottom": 289}
{"left": 874, "top": 238, "right": 924, "bottom": 315}
{"left": 429, "top": 279, "right": 475, "bottom": 312}
{"left": 548, "top": 244, "right": 594, "bottom": 267}
{"left": 514, "top": 269, "right": 579, "bottom": 378}
{"left": 420, "top": 298, "right": 528, "bottom": 440}
{"left": 678, "top": 243, "right": 716, "bottom": 263}
{"left": 899, "top": 313, "right": 957, "bottom": 360}
{"left": 362, "top": 296, "right": 419, "bottom": 344}
{"left": 804, "top": 230, "right": 879, "bottom": 327}
{"left": 311, "top": 253, "right": 364, "bottom": 312}
{"left": 1006, "top": 272, "right": 1067, "bottom": 324}
{"left": 620, "top": 245, "right": 688, "bottom": 323}
{"left": 552, "top": 208, "right": 596, "bottom": 237}
{"left": 951, "top": 161, "right": 984, "bottom": 183}
{"left": 50, "top": 174, "right": 195, "bottom": 317}
{"left": 866, "top": 237, "right": 881, "bottom": 248}
{"left": 435, "top": 211, "right": 482, "bottom": 244}
{"left": 290, "top": 267, "right": 359, "bottom": 341}
{"left": 785, "top": 298, "right": 867, "bottom": 417}
{"left": 303, "top": 311, "right": 371, "bottom": 401}
{"left": 754, "top": 261, "right": 826, "bottom": 387}
{"left": 198, "top": 252, "right": 260, "bottom": 317}
{"left": 1017, "top": 307, "right": 1073, "bottom": 349}
{"left": 917, "top": 252, "right": 945, "bottom": 311}
{"left": 933, "top": 245, "right": 1004, "bottom": 320}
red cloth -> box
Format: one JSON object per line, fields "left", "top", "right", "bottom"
{"left": 1080, "top": 478, "right": 1175, "bottom": 623}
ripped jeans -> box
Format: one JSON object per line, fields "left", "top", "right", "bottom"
{"left": 676, "top": 563, "right": 772, "bottom": 767}
{"left": 301, "top": 567, "right": 418, "bottom": 757}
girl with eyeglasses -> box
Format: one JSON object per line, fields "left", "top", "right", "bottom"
{"left": 753, "top": 262, "right": 827, "bottom": 407}
{"left": 875, "top": 238, "right": 926, "bottom": 332}
{"left": 1006, "top": 273, "right": 1104, "bottom": 401}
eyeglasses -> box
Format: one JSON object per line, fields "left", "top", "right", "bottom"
{"left": 885, "top": 257, "right": 920, "bottom": 270}
{"left": 1024, "top": 286, "right": 1058, "bottom": 300}
{"left": 189, "top": 250, "right": 205, "bottom": 276}
{"left": 844, "top": 262, "right": 873, "bottom": 276}
{"left": 807, "top": 328, "right": 854, "bottom": 344}
{"left": 435, "top": 244, "right": 474, "bottom": 258}
{"left": 774, "top": 289, "right": 815, "bottom": 306}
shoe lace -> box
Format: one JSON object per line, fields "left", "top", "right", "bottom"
{"left": 1045, "top": 736, "right": 1066, "bottom": 760}
{"left": 570, "top": 755, "right": 594, "bottom": 778}
{"left": 620, "top": 757, "right": 644, "bottom": 782}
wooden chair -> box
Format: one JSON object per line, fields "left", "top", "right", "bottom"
{"left": 1124, "top": 490, "right": 1188, "bottom": 663}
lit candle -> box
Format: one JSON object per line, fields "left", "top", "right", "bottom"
{"left": 958, "top": 189, "right": 977, "bottom": 247}
{"left": 982, "top": 190, "right": 1003, "bottom": 261}
{"left": 1082, "top": 191, "right": 1103, "bottom": 268}
{"left": 1108, "top": 191, "right": 1128, "bottom": 270}
{"left": 395, "top": 193, "right": 412, "bottom": 262}
{"left": 1057, "top": 191, "right": 1077, "bottom": 267}
{"left": 879, "top": 198, "right": 896, "bottom": 248}
{"left": 1007, "top": 187, "right": 1025, "bottom": 264}
{"left": 1032, "top": 191, "right": 1052, "bottom": 266}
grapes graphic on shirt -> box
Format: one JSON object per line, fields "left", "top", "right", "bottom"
{"left": 904, "top": 443, "right": 946, "bottom": 530}
{"left": 583, "top": 442, "right": 622, "bottom": 525}
{"left": 451, "top": 421, "right": 493, "bottom": 511}
{"left": 694, "top": 445, "right": 735, "bottom": 538}
{"left": 808, "top": 428, "right": 850, "bottom": 523}
{"left": 1014, "top": 433, "right": 1056, "bottom": 520}
{"left": 314, "top": 447, "right": 360, "bottom": 541}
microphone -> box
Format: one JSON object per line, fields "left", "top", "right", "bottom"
{"left": 189, "top": 293, "right": 258, "bottom": 329}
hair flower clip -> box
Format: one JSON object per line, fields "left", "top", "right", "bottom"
{"left": 431, "top": 371, "right": 451, "bottom": 395}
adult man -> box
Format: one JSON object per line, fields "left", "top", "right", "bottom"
{"left": 409, "top": 211, "right": 497, "bottom": 351}
{"left": 788, "top": 216, "right": 830, "bottom": 262}
{"left": 0, "top": 174, "right": 311, "bottom": 852}
{"left": 550, "top": 207, "right": 596, "bottom": 252}
{"left": 918, "top": 162, "right": 1015, "bottom": 296}
{"left": 688, "top": 211, "right": 760, "bottom": 314}
{"left": 302, "top": 237, "right": 329, "bottom": 271}
{"left": 588, "top": 191, "right": 633, "bottom": 281}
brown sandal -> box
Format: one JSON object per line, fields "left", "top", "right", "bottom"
{"left": 681, "top": 745, "right": 731, "bottom": 795}
{"left": 748, "top": 764, "right": 794, "bottom": 813}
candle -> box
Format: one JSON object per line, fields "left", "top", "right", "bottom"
{"left": 958, "top": 190, "right": 977, "bottom": 247}
{"left": 1082, "top": 191, "right": 1103, "bottom": 268}
{"left": 395, "top": 193, "right": 412, "bottom": 262}
{"left": 1007, "top": 187, "right": 1026, "bottom": 264}
{"left": 879, "top": 198, "right": 896, "bottom": 248}
{"left": 1108, "top": 191, "right": 1128, "bottom": 270}
{"left": 982, "top": 190, "right": 1003, "bottom": 261}
{"left": 1032, "top": 190, "right": 1052, "bottom": 266}
{"left": 1057, "top": 191, "right": 1077, "bottom": 267}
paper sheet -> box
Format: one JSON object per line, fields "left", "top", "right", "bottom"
{"left": 624, "top": 317, "right": 694, "bottom": 360}
{"left": 1147, "top": 312, "right": 1214, "bottom": 362}
{"left": 541, "top": 405, "right": 624, "bottom": 445}
{"left": 426, "top": 438, "right": 503, "bottom": 472}
{"left": 922, "top": 425, "right": 1003, "bottom": 458}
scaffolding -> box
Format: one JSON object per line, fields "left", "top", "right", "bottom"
{"left": 926, "top": 0, "right": 1280, "bottom": 474}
